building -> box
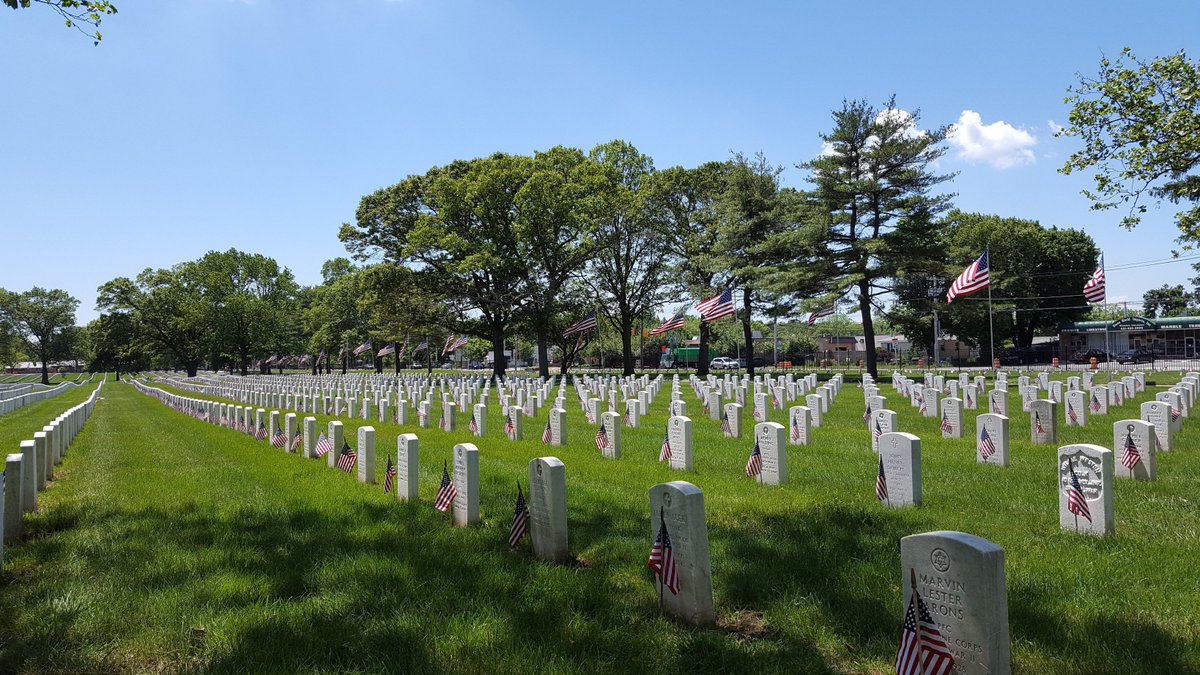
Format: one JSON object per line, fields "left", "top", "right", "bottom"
{"left": 1059, "top": 316, "right": 1200, "bottom": 358}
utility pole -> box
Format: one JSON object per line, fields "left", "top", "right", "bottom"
{"left": 932, "top": 309, "right": 941, "bottom": 368}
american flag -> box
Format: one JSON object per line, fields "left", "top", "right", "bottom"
{"left": 744, "top": 439, "right": 762, "bottom": 477}
{"left": 469, "top": 414, "right": 479, "bottom": 435}
{"left": 648, "top": 312, "right": 686, "bottom": 336}
{"left": 314, "top": 432, "right": 332, "bottom": 457}
{"left": 991, "top": 398, "right": 1001, "bottom": 415}
{"left": 505, "top": 412, "right": 515, "bottom": 439}
{"left": 940, "top": 414, "right": 953, "bottom": 434}
{"left": 290, "top": 430, "right": 303, "bottom": 452}
{"left": 1090, "top": 392, "right": 1102, "bottom": 412}
{"left": 434, "top": 461, "right": 458, "bottom": 513}
{"left": 875, "top": 455, "right": 889, "bottom": 502}
{"left": 442, "top": 335, "right": 469, "bottom": 355}
{"left": 873, "top": 418, "right": 882, "bottom": 446}
{"left": 720, "top": 409, "right": 733, "bottom": 437}
{"left": 336, "top": 441, "right": 357, "bottom": 473}
{"left": 1120, "top": 428, "right": 1142, "bottom": 470}
{"left": 541, "top": 417, "right": 553, "bottom": 444}
{"left": 979, "top": 425, "right": 996, "bottom": 459}
{"left": 411, "top": 339, "right": 428, "bottom": 355}
{"left": 695, "top": 289, "right": 735, "bottom": 323}
{"left": 352, "top": 339, "right": 373, "bottom": 356}
{"left": 1066, "top": 460, "right": 1093, "bottom": 523}
{"left": 807, "top": 306, "right": 835, "bottom": 326}
{"left": 702, "top": 398, "right": 710, "bottom": 415}
{"left": 863, "top": 404, "right": 872, "bottom": 423}
{"left": 563, "top": 311, "right": 598, "bottom": 336}
{"left": 377, "top": 342, "right": 396, "bottom": 357}
{"left": 659, "top": 431, "right": 672, "bottom": 462}
{"left": 918, "top": 395, "right": 927, "bottom": 415}
{"left": 791, "top": 416, "right": 802, "bottom": 442}
{"left": 1034, "top": 412, "right": 1046, "bottom": 435}
{"left": 1083, "top": 255, "right": 1106, "bottom": 304}
{"left": 418, "top": 408, "right": 428, "bottom": 423}
{"left": 271, "top": 429, "right": 287, "bottom": 449}
{"left": 1172, "top": 406, "right": 1182, "bottom": 421}
{"left": 594, "top": 423, "right": 608, "bottom": 451}
{"left": 623, "top": 410, "right": 632, "bottom": 427}
{"left": 752, "top": 406, "right": 762, "bottom": 421}
{"left": 946, "top": 250, "right": 990, "bottom": 303}
{"left": 255, "top": 425, "right": 267, "bottom": 441}
{"left": 1067, "top": 403, "right": 1079, "bottom": 425}
{"left": 647, "top": 511, "right": 679, "bottom": 595}
{"left": 439, "top": 410, "right": 447, "bottom": 431}
{"left": 894, "top": 583, "right": 956, "bottom": 675}
{"left": 383, "top": 457, "right": 396, "bottom": 493}
{"left": 507, "top": 483, "right": 530, "bottom": 548}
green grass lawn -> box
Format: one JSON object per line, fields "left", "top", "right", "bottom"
{"left": 0, "top": 378, "right": 103, "bottom": 451}
{"left": 0, "top": 372, "right": 1197, "bottom": 673}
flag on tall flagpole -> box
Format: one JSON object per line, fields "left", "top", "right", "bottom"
{"left": 807, "top": 306, "right": 835, "bottom": 326}
{"left": 508, "top": 483, "right": 530, "bottom": 548}
{"left": 1066, "top": 461, "right": 1093, "bottom": 523}
{"left": 411, "top": 339, "right": 428, "bottom": 355}
{"left": 946, "top": 251, "right": 990, "bottom": 303}
{"left": 695, "top": 289, "right": 736, "bottom": 323}
{"left": 377, "top": 342, "right": 397, "bottom": 357}
{"left": 648, "top": 312, "right": 686, "bottom": 336}
{"left": 1083, "top": 255, "right": 1106, "bottom": 303}
{"left": 563, "top": 311, "right": 598, "bottom": 336}
{"left": 352, "top": 339, "right": 373, "bottom": 356}
{"left": 434, "top": 461, "right": 458, "bottom": 512}
{"left": 894, "top": 575, "right": 956, "bottom": 675}
{"left": 442, "top": 335, "right": 469, "bottom": 355}
{"left": 647, "top": 509, "right": 679, "bottom": 595}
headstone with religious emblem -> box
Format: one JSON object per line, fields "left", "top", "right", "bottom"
{"left": 752, "top": 422, "right": 787, "bottom": 486}
{"left": 805, "top": 394, "right": 823, "bottom": 427}
{"left": 871, "top": 409, "right": 897, "bottom": 454}
{"left": 471, "top": 403, "right": 487, "bottom": 438}
{"left": 667, "top": 416, "right": 693, "bottom": 471}
{"left": 1113, "top": 420, "right": 1156, "bottom": 481}
{"left": 528, "top": 456, "right": 568, "bottom": 561}
{"left": 941, "top": 397, "right": 963, "bottom": 438}
{"left": 505, "top": 405, "right": 524, "bottom": 440}
{"left": 877, "top": 432, "right": 921, "bottom": 508}
{"left": 1030, "top": 399, "right": 1057, "bottom": 444}
{"left": 1140, "top": 400, "right": 1173, "bottom": 452}
{"left": 989, "top": 389, "right": 1008, "bottom": 417}
{"left": 326, "top": 421, "right": 344, "bottom": 469}
{"left": 1064, "top": 389, "right": 1087, "bottom": 427}
{"left": 550, "top": 407, "right": 567, "bottom": 447}
{"left": 647, "top": 481, "right": 715, "bottom": 626}
{"left": 899, "top": 531, "right": 1011, "bottom": 675}
{"left": 976, "top": 413, "right": 1009, "bottom": 467}
{"left": 1155, "top": 391, "right": 1183, "bottom": 433}
{"left": 625, "top": 399, "right": 640, "bottom": 428}
{"left": 723, "top": 402, "right": 742, "bottom": 439}
{"left": 598, "top": 411, "right": 621, "bottom": 460}
{"left": 452, "top": 443, "right": 480, "bottom": 527}
{"left": 1058, "top": 444, "right": 1114, "bottom": 536}
{"left": 788, "top": 405, "right": 811, "bottom": 446}
{"left": 357, "top": 426, "right": 376, "bottom": 484}
{"left": 396, "top": 434, "right": 420, "bottom": 502}
{"left": 1089, "top": 385, "right": 1109, "bottom": 416}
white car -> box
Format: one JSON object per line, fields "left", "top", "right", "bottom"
{"left": 710, "top": 357, "right": 739, "bottom": 370}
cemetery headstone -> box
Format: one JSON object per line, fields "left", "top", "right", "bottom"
{"left": 1058, "top": 444, "right": 1114, "bottom": 536}
{"left": 528, "top": 456, "right": 568, "bottom": 562}
{"left": 647, "top": 481, "right": 715, "bottom": 626}
{"left": 877, "top": 432, "right": 921, "bottom": 508}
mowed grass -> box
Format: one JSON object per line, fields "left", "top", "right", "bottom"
{"left": 0, "top": 378, "right": 103, "bottom": 452}
{"left": 0, "top": 372, "right": 1197, "bottom": 673}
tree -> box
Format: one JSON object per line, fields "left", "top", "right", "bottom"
{"left": 304, "top": 259, "right": 371, "bottom": 375}
{"left": 342, "top": 153, "right": 534, "bottom": 379}
{"left": 85, "top": 312, "right": 141, "bottom": 379}
{"left": 194, "top": 249, "right": 299, "bottom": 376}
{"left": 583, "top": 140, "right": 675, "bottom": 375}
{"left": 1060, "top": 49, "right": 1200, "bottom": 244}
{"left": 1142, "top": 284, "right": 1194, "bottom": 318}
{"left": 651, "top": 161, "right": 728, "bottom": 376}
{"left": 892, "top": 211, "right": 1100, "bottom": 358}
{"left": 3, "top": 0, "right": 117, "bottom": 44}
{"left": 514, "top": 146, "right": 602, "bottom": 379}
{"left": 0, "top": 287, "right": 79, "bottom": 384}
{"left": 797, "top": 98, "right": 954, "bottom": 377}
{"left": 97, "top": 265, "right": 208, "bottom": 377}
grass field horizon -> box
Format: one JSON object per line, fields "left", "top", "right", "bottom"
{"left": 1, "top": 371, "right": 1197, "bottom": 673}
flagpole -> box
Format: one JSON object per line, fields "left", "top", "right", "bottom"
{"left": 909, "top": 569, "right": 923, "bottom": 664}
{"left": 657, "top": 507, "right": 666, "bottom": 612}
{"left": 1102, "top": 254, "right": 1113, "bottom": 384}
{"left": 987, "top": 247, "right": 996, "bottom": 379}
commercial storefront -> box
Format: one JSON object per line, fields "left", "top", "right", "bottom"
{"left": 1058, "top": 316, "right": 1200, "bottom": 358}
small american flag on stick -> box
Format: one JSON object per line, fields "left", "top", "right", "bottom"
{"left": 895, "top": 570, "right": 956, "bottom": 675}
{"left": 383, "top": 457, "right": 396, "bottom": 493}
{"left": 659, "top": 430, "right": 671, "bottom": 463}
{"left": 594, "top": 423, "right": 608, "bottom": 451}
{"left": 744, "top": 439, "right": 762, "bottom": 477}
{"left": 1066, "top": 461, "right": 1092, "bottom": 523}
{"left": 647, "top": 508, "right": 679, "bottom": 595}
{"left": 434, "top": 461, "right": 457, "bottom": 513}
{"left": 314, "top": 432, "right": 331, "bottom": 458}
{"left": 978, "top": 425, "right": 996, "bottom": 460}
{"left": 271, "top": 430, "right": 287, "bottom": 449}
{"left": 508, "top": 483, "right": 530, "bottom": 548}
{"left": 875, "top": 455, "right": 889, "bottom": 503}
{"left": 541, "top": 417, "right": 553, "bottom": 445}
{"left": 1120, "top": 427, "right": 1142, "bottom": 471}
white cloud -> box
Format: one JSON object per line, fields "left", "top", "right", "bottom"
{"left": 947, "top": 110, "right": 1037, "bottom": 169}
{"left": 1047, "top": 119, "right": 1064, "bottom": 135}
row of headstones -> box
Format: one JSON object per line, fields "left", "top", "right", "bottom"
{"left": 0, "top": 379, "right": 82, "bottom": 417}
{"left": 1, "top": 382, "right": 105, "bottom": 568}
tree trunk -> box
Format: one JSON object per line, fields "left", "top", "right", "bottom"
{"left": 742, "top": 289, "right": 755, "bottom": 378}
{"left": 186, "top": 361, "right": 198, "bottom": 377}
{"left": 40, "top": 355, "right": 49, "bottom": 385}
{"left": 536, "top": 330, "right": 550, "bottom": 380}
{"left": 341, "top": 354, "right": 348, "bottom": 374}
{"left": 858, "top": 279, "right": 878, "bottom": 378}
{"left": 374, "top": 355, "right": 383, "bottom": 373}
{"left": 491, "top": 325, "right": 508, "bottom": 379}
{"left": 311, "top": 357, "right": 318, "bottom": 376}
{"left": 698, "top": 322, "right": 710, "bottom": 377}
{"left": 621, "top": 318, "right": 635, "bottom": 376}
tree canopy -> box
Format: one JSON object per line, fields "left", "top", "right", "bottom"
{"left": 4, "top": 0, "right": 117, "bottom": 44}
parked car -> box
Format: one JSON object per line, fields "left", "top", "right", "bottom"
{"left": 468, "top": 362, "right": 484, "bottom": 369}
{"left": 1115, "top": 348, "right": 1156, "bottom": 364}
{"left": 710, "top": 357, "right": 739, "bottom": 370}
{"left": 1071, "top": 349, "right": 1113, "bottom": 364}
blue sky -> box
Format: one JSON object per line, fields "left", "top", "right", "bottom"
{"left": 2, "top": 0, "right": 1197, "bottom": 323}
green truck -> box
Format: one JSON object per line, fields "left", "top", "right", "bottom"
{"left": 660, "top": 347, "right": 700, "bottom": 368}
